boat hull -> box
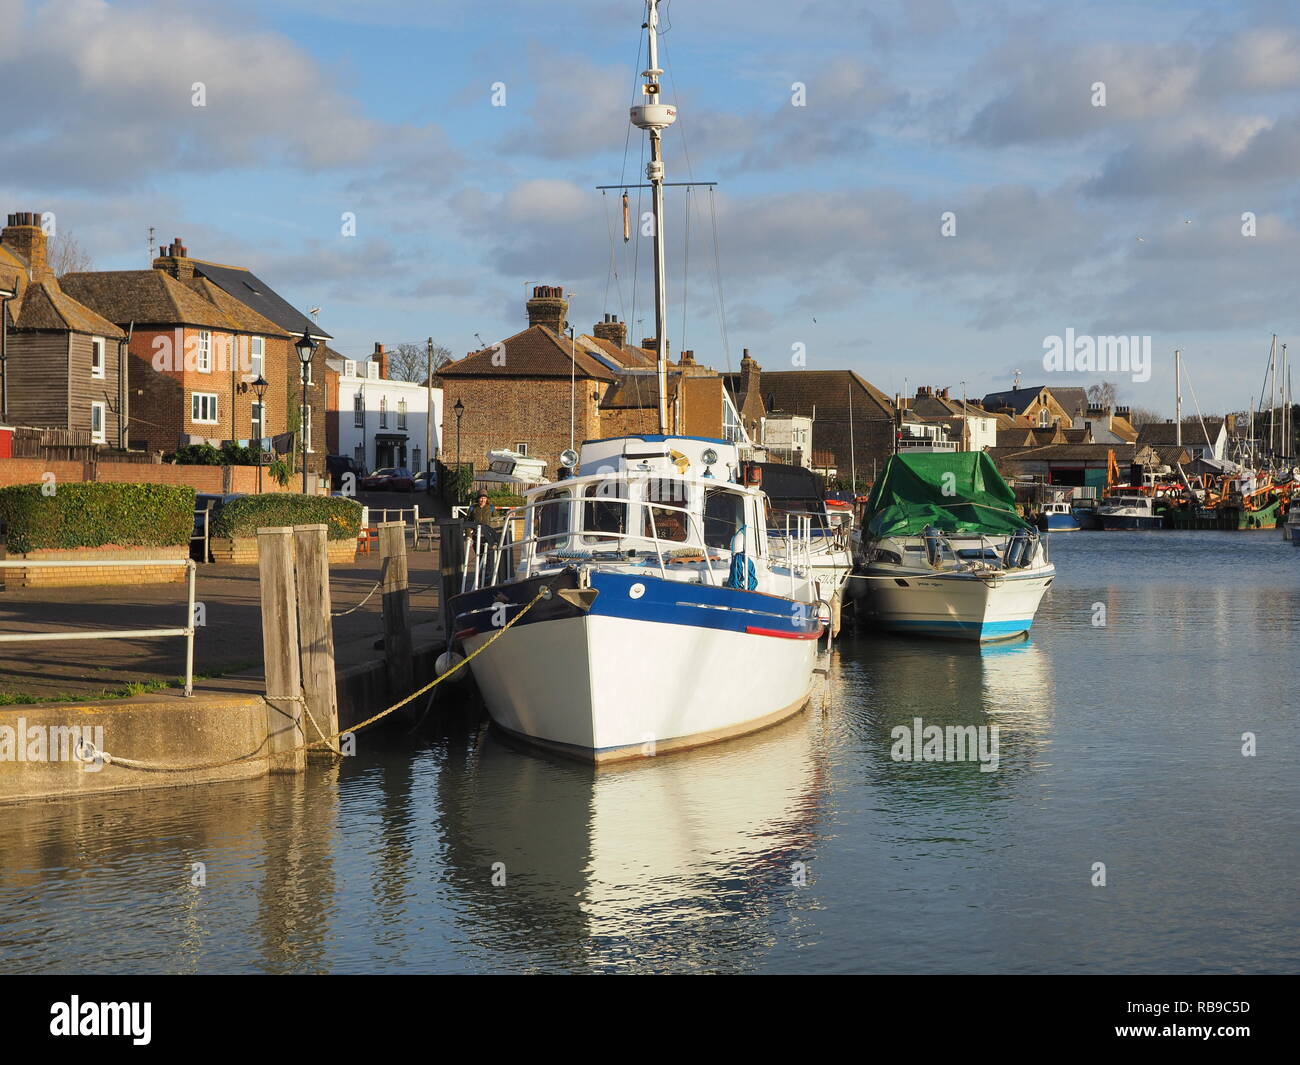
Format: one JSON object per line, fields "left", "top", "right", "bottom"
{"left": 1044, "top": 512, "right": 1080, "bottom": 531}
{"left": 1098, "top": 514, "right": 1163, "bottom": 530}
{"left": 453, "top": 570, "right": 819, "bottom": 762}
{"left": 856, "top": 567, "right": 1054, "bottom": 641}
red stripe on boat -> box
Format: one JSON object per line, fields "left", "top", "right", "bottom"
{"left": 455, "top": 627, "right": 479, "bottom": 640}
{"left": 745, "top": 624, "right": 824, "bottom": 640}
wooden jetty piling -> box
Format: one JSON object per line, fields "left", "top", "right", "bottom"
{"left": 436, "top": 518, "right": 465, "bottom": 641}
{"left": 257, "top": 526, "right": 306, "bottom": 774}
{"left": 379, "top": 521, "right": 414, "bottom": 702}
{"left": 294, "top": 524, "right": 341, "bottom": 761}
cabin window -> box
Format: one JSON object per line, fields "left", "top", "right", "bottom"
{"left": 534, "top": 488, "right": 571, "bottom": 548}
{"left": 90, "top": 337, "right": 105, "bottom": 379}
{"left": 642, "top": 481, "right": 690, "bottom": 543}
{"left": 583, "top": 483, "right": 629, "bottom": 544}
{"left": 703, "top": 488, "right": 745, "bottom": 549}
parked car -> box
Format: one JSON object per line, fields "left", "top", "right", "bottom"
{"left": 326, "top": 454, "right": 364, "bottom": 491}
{"left": 413, "top": 470, "right": 433, "bottom": 493}
{"left": 360, "top": 467, "right": 415, "bottom": 492}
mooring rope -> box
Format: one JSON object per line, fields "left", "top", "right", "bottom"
{"left": 86, "top": 588, "right": 548, "bottom": 773}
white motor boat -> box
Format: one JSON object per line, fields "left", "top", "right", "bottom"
{"left": 449, "top": 435, "right": 822, "bottom": 761}
{"left": 849, "top": 452, "right": 1056, "bottom": 641}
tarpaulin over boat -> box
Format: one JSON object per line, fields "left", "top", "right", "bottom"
{"left": 863, "top": 452, "right": 1030, "bottom": 537}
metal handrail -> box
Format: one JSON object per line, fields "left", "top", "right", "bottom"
{"left": 0, "top": 558, "right": 197, "bottom": 696}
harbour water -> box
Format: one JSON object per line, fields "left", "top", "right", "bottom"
{"left": 1, "top": 531, "right": 1296, "bottom": 974}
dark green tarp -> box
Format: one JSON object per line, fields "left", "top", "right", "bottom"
{"left": 863, "top": 452, "right": 1030, "bottom": 537}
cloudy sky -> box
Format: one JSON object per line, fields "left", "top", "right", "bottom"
{"left": 4, "top": 0, "right": 1300, "bottom": 415}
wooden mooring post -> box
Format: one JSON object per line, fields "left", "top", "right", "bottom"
{"left": 437, "top": 518, "right": 465, "bottom": 642}
{"left": 257, "top": 526, "right": 306, "bottom": 774}
{"left": 379, "top": 521, "right": 413, "bottom": 701}
{"left": 294, "top": 523, "right": 340, "bottom": 761}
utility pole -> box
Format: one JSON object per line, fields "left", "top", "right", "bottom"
{"left": 425, "top": 337, "right": 434, "bottom": 475}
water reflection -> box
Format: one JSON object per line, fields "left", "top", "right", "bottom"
{"left": 433, "top": 708, "right": 831, "bottom": 972}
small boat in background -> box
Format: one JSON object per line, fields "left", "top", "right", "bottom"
{"left": 1039, "top": 500, "right": 1080, "bottom": 531}
{"left": 1284, "top": 505, "right": 1300, "bottom": 543}
{"left": 1097, "top": 494, "right": 1162, "bottom": 530}
{"left": 1072, "top": 497, "right": 1102, "bottom": 530}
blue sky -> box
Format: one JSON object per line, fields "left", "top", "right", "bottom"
{"left": 5, "top": 0, "right": 1300, "bottom": 416}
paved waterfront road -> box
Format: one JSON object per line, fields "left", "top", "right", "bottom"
{"left": 0, "top": 530, "right": 1296, "bottom": 973}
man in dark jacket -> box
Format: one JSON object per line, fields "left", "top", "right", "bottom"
{"left": 468, "top": 491, "right": 497, "bottom": 544}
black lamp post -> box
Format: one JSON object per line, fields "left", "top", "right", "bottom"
{"left": 295, "top": 329, "right": 316, "bottom": 494}
{"left": 0, "top": 282, "right": 14, "bottom": 423}
{"left": 453, "top": 398, "right": 465, "bottom": 503}
{"left": 252, "top": 375, "right": 268, "bottom": 493}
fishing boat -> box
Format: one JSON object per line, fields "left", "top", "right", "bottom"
{"left": 848, "top": 452, "right": 1055, "bottom": 641}
{"left": 1039, "top": 499, "right": 1080, "bottom": 531}
{"left": 1072, "top": 497, "right": 1102, "bottom": 530}
{"left": 442, "top": 2, "right": 822, "bottom": 763}
{"left": 1096, "top": 493, "right": 1162, "bottom": 530}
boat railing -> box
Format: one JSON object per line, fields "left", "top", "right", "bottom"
{"left": 465, "top": 495, "right": 741, "bottom": 593}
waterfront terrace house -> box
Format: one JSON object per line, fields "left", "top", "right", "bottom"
{"left": 1136, "top": 418, "right": 1228, "bottom": 462}
{"left": 435, "top": 286, "right": 747, "bottom": 478}
{"left": 908, "top": 386, "right": 998, "bottom": 451}
{"left": 1, "top": 212, "right": 127, "bottom": 443}
{"left": 750, "top": 369, "right": 896, "bottom": 488}
{"left": 61, "top": 239, "right": 330, "bottom": 477}
{"left": 981, "top": 384, "right": 1083, "bottom": 431}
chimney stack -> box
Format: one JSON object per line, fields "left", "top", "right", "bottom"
{"left": 372, "top": 342, "right": 389, "bottom": 379}
{"left": 152, "top": 235, "right": 195, "bottom": 280}
{"left": 739, "top": 348, "right": 761, "bottom": 400}
{"left": 526, "top": 284, "right": 568, "bottom": 335}
{"left": 593, "top": 312, "right": 627, "bottom": 348}
{"left": 1, "top": 211, "right": 51, "bottom": 281}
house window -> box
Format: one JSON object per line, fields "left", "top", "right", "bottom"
{"left": 397, "top": 398, "right": 407, "bottom": 429}
{"left": 90, "top": 337, "right": 105, "bottom": 379}
{"left": 367, "top": 362, "right": 378, "bottom": 380}
{"left": 251, "top": 401, "right": 265, "bottom": 441}
{"left": 344, "top": 359, "right": 357, "bottom": 378}
{"left": 379, "top": 396, "right": 388, "bottom": 429}
{"left": 90, "top": 402, "right": 106, "bottom": 443}
{"left": 302, "top": 405, "right": 313, "bottom": 453}
{"left": 191, "top": 392, "right": 219, "bottom": 424}
{"left": 1038, "top": 409, "right": 1049, "bottom": 427}
{"left": 353, "top": 444, "right": 365, "bottom": 469}
{"left": 249, "top": 336, "right": 264, "bottom": 379}
{"left": 196, "top": 331, "right": 211, "bottom": 373}
{"left": 353, "top": 391, "right": 364, "bottom": 428}
{"left": 514, "top": 442, "right": 528, "bottom": 456}
{"left": 413, "top": 446, "right": 421, "bottom": 473}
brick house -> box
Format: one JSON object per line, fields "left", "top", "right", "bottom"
{"left": 1, "top": 211, "right": 129, "bottom": 443}
{"left": 436, "top": 287, "right": 750, "bottom": 477}
{"left": 61, "top": 239, "right": 328, "bottom": 476}
{"left": 753, "top": 369, "right": 897, "bottom": 488}
{"left": 981, "top": 384, "right": 1083, "bottom": 431}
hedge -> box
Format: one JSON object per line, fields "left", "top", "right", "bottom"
{"left": 211, "top": 494, "right": 363, "bottom": 541}
{"left": 0, "top": 483, "right": 196, "bottom": 553}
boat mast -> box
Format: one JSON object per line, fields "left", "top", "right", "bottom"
{"left": 1174, "top": 348, "right": 1182, "bottom": 448}
{"left": 631, "top": 0, "right": 676, "bottom": 436}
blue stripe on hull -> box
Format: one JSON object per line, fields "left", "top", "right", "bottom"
{"left": 878, "top": 617, "right": 1034, "bottom": 641}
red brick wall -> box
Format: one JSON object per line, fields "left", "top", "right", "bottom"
{"left": 0, "top": 458, "right": 305, "bottom": 493}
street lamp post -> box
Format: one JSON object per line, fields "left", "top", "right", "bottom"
{"left": 0, "top": 282, "right": 14, "bottom": 423}
{"left": 454, "top": 397, "right": 465, "bottom": 503}
{"left": 295, "top": 329, "right": 316, "bottom": 495}
{"left": 252, "top": 375, "right": 268, "bottom": 493}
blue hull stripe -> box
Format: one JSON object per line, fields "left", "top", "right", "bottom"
{"left": 587, "top": 571, "right": 819, "bottom": 638}
{"left": 880, "top": 617, "right": 1033, "bottom": 640}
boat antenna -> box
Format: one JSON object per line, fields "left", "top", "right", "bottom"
{"left": 631, "top": 0, "right": 675, "bottom": 435}
{"left": 1175, "top": 349, "right": 1182, "bottom": 448}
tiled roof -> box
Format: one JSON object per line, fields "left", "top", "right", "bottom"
{"left": 1049, "top": 386, "right": 1089, "bottom": 416}
{"left": 61, "top": 270, "right": 240, "bottom": 330}
{"left": 1136, "top": 419, "right": 1223, "bottom": 445}
{"left": 988, "top": 442, "right": 1138, "bottom": 463}
{"left": 758, "top": 370, "right": 895, "bottom": 419}
{"left": 184, "top": 277, "right": 292, "bottom": 338}
{"left": 189, "top": 260, "right": 330, "bottom": 339}
{"left": 437, "top": 325, "right": 616, "bottom": 380}
{"left": 981, "top": 386, "right": 1045, "bottom": 414}
{"left": 600, "top": 372, "right": 679, "bottom": 409}
{"left": 581, "top": 335, "right": 656, "bottom": 369}
{"left": 8, "top": 278, "right": 125, "bottom": 337}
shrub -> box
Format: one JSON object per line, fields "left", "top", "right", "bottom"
{"left": 0, "top": 483, "right": 195, "bottom": 553}
{"left": 210, "top": 494, "right": 363, "bottom": 541}
{"left": 165, "top": 443, "right": 225, "bottom": 466}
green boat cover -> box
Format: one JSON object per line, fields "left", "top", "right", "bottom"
{"left": 863, "top": 452, "right": 1030, "bottom": 537}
